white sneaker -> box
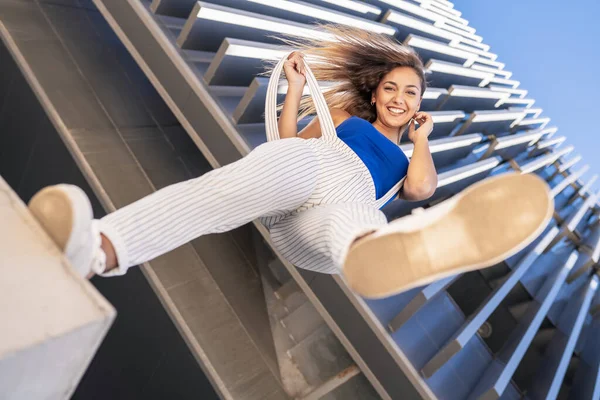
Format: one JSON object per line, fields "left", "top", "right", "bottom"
{"left": 28, "top": 185, "right": 106, "bottom": 278}
{"left": 343, "top": 172, "right": 554, "bottom": 299}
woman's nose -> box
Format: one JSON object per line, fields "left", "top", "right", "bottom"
{"left": 393, "top": 94, "right": 405, "bottom": 105}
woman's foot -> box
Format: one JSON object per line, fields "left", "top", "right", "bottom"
{"left": 28, "top": 185, "right": 106, "bottom": 278}
{"left": 343, "top": 172, "right": 554, "bottom": 299}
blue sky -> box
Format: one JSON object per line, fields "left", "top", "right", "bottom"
{"left": 454, "top": 0, "right": 600, "bottom": 190}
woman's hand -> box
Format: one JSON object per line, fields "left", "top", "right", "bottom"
{"left": 283, "top": 51, "right": 306, "bottom": 89}
{"left": 407, "top": 111, "right": 434, "bottom": 143}
{"left": 401, "top": 111, "right": 437, "bottom": 201}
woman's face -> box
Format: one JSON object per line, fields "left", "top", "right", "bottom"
{"left": 371, "top": 66, "right": 422, "bottom": 129}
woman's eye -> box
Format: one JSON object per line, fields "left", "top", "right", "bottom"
{"left": 407, "top": 91, "right": 416, "bottom": 96}
{"left": 384, "top": 87, "right": 394, "bottom": 91}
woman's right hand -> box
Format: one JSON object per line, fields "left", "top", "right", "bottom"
{"left": 283, "top": 52, "right": 306, "bottom": 89}
{"left": 408, "top": 112, "right": 434, "bottom": 144}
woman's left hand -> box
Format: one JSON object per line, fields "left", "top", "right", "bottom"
{"left": 407, "top": 112, "right": 434, "bottom": 143}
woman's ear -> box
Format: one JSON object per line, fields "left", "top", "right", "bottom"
{"left": 413, "top": 105, "right": 420, "bottom": 118}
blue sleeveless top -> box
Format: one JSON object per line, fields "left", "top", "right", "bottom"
{"left": 336, "top": 116, "right": 409, "bottom": 205}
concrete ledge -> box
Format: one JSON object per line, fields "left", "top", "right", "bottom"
{"left": 0, "top": 176, "right": 116, "bottom": 400}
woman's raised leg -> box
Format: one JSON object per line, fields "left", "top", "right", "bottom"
{"left": 29, "top": 138, "right": 318, "bottom": 277}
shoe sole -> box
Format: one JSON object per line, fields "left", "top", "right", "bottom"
{"left": 343, "top": 173, "right": 554, "bottom": 299}
{"left": 28, "top": 185, "right": 91, "bottom": 253}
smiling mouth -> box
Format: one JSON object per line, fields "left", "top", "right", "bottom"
{"left": 387, "top": 107, "right": 406, "bottom": 116}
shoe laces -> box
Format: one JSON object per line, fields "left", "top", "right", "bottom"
{"left": 90, "top": 220, "right": 107, "bottom": 276}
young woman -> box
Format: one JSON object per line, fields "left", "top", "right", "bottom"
{"left": 28, "top": 26, "right": 552, "bottom": 299}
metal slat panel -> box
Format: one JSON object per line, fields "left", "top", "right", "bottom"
{"left": 424, "top": 5, "right": 469, "bottom": 28}
{"left": 567, "top": 175, "right": 598, "bottom": 206}
{"left": 420, "top": 227, "right": 560, "bottom": 378}
{"left": 550, "top": 166, "right": 590, "bottom": 198}
{"left": 471, "top": 64, "right": 513, "bottom": 79}
{"left": 204, "top": 39, "right": 289, "bottom": 87}
{"left": 399, "top": 134, "right": 484, "bottom": 168}
{"left": 520, "top": 107, "right": 544, "bottom": 119}
{"left": 451, "top": 42, "right": 497, "bottom": 62}
{"left": 528, "top": 136, "right": 567, "bottom": 158}
{"left": 472, "top": 57, "right": 505, "bottom": 71}
{"left": 425, "top": 59, "right": 493, "bottom": 88}
{"left": 438, "top": 22, "right": 481, "bottom": 43}
{"left": 468, "top": 252, "right": 577, "bottom": 399}
{"left": 495, "top": 98, "right": 535, "bottom": 110}
{"left": 234, "top": 77, "right": 334, "bottom": 124}
{"left": 584, "top": 223, "right": 600, "bottom": 257}
{"left": 423, "top": 110, "right": 466, "bottom": 139}
{"left": 528, "top": 276, "right": 599, "bottom": 400}
{"left": 437, "top": 85, "right": 508, "bottom": 113}
{"left": 388, "top": 275, "right": 459, "bottom": 332}
{"left": 567, "top": 191, "right": 600, "bottom": 232}
{"left": 382, "top": 9, "right": 458, "bottom": 43}
{"left": 486, "top": 76, "right": 520, "bottom": 89}
{"left": 558, "top": 155, "right": 583, "bottom": 174}
{"left": 455, "top": 110, "right": 525, "bottom": 136}
{"left": 420, "top": 87, "right": 450, "bottom": 111}
{"left": 536, "top": 136, "right": 566, "bottom": 150}
{"left": 177, "top": 2, "right": 330, "bottom": 51}
{"left": 404, "top": 34, "right": 476, "bottom": 66}
{"left": 569, "top": 315, "right": 600, "bottom": 400}
{"left": 300, "top": 0, "right": 383, "bottom": 20}
{"left": 435, "top": 156, "right": 500, "bottom": 189}
{"left": 491, "top": 130, "right": 547, "bottom": 161}
{"left": 202, "top": 0, "right": 396, "bottom": 32}
{"left": 518, "top": 146, "right": 574, "bottom": 174}
{"left": 454, "top": 37, "right": 493, "bottom": 52}
{"left": 514, "top": 117, "right": 551, "bottom": 132}
{"left": 376, "top": 0, "right": 477, "bottom": 42}
{"left": 568, "top": 254, "right": 599, "bottom": 285}
{"left": 546, "top": 154, "right": 583, "bottom": 183}
{"left": 422, "top": 1, "right": 464, "bottom": 21}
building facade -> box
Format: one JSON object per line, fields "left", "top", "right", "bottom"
{"left": 1, "top": 0, "right": 599, "bottom": 399}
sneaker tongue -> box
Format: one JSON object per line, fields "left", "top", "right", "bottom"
{"left": 90, "top": 247, "right": 107, "bottom": 276}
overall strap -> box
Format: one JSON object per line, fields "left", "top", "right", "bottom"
{"left": 265, "top": 53, "right": 337, "bottom": 142}
{"left": 374, "top": 177, "right": 406, "bottom": 209}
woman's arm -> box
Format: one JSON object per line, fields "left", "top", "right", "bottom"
{"left": 400, "top": 112, "right": 438, "bottom": 201}
{"left": 278, "top": 52, "right": 306, "bottom": 139}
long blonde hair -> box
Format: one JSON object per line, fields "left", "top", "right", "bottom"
{"left": 267, "top": 24, "right": 427, "bottom": 122}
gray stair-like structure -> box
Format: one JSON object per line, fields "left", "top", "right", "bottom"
{"left": 2, "top": 0, "right": 600, "bottom": 399}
